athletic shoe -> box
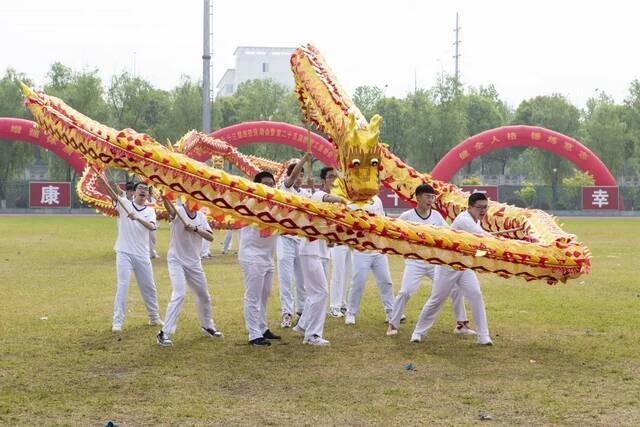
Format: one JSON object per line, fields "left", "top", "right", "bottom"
{"left": 340, "top": 307, "right": 347, "bottom": 314}
{"left": 150, "top": 252, "right": 160, "bottom": 259}
{"left": 328, "top": 307, "right": 344, "bottom": 318}
{"left": 478, "top": 338, "right": 494, "bottom": 346}
{"left": 112, "top": 324, "right": 122, "bottom": 332}
{"left": 454, "top": 321, "right": 477, "bottom": 336}
{"left": 303, "top": 335, "right": 330, "bottom": 346}
{"left": 149, "top": 318, "right": 164, "bottom": 326}
{"left": 386, "top": 324, "right": 399, "bottom": 336}
{"left": 400, "top": 314, "right": 407, "bottom": 323}
{"left": 156, "top": 331, "right": 173, "bottom": 347}
{"left": 292, "top": 324, "right": 305, "bottom": 335}
{"left": 201, "top": 327, "right": 223, "bottom": 338}
{"left": 280, "top": 313, "right": 292, "bottom": 328}
{"left": 345, "top": 314, "right": 356, "bottom": 325}
{"left": 263, "top": 329, "right": 281, "bottom": 340}
{"left": 410, "top": 333, "right": 422, "bottom": 343}
{"left": 249, "top": 337, "right": 271, "bottom": 346}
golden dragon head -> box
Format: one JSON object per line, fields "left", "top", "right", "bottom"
{"left": 333, "top": 113, "right": 383, "bottom": 202}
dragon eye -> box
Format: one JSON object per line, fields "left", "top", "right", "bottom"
{"left": 370, "top": 158, "right": 379, "bottom": 167}
{"left": 351, "top": 159, "right": 361, "bottom": 167}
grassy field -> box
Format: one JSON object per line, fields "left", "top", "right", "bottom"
{"left": 0, "top": 216, "right": 639, "bottom": 426}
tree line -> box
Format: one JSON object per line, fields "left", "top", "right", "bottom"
{"left": 1, "top": 63, "right": 639, "bottom": 204}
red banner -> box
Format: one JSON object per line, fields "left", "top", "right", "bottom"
{"left": 29, "top": 182, "right": 71, "bottom": 208}
{"left": 582, "top": 186, "right": 619, "bottom": 210}
{"left": 461, "top": 185, "right": 499, "bottom": 201}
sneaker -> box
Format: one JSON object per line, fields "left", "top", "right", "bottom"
{"left": 454, "top": 321, "right": 477, "bottom": 337}
{"left": 478, "top": 338, "right": 494, "bottom": 346}
{"left": 149, "top": 318, "right": 164, "bottom": 326}
{"left": 303, "top": 335, "right": 330, "bottom": 346}
{"left": 410, "top": 333, "right": 422, "bottom": 343}
{"left": 249, "top": 337, "right": 271, "bottom": 346}
{"left": 156, "top": 331, "right": 173, "bottom": 347}
{"left": 112, "top": 324, "right": 122, "bottom": 332}
{"left": 201, "top": 327, "right": 223, "bottom": 338}
{"left": 400, "top": 314, "right": 407, "bottom": 323}
{"left": 280, "top": 313, "right": 292, "bottom": 328}
{"left": 345, "top": 314, "right": 356, "bottom": 325}
{"left": 386, "top": 324, "right": 398, "bottom": 336}
{"left": 292, "top": 324, "right": 305, "bottom": 335}
{"left": 263, "top": 329, "right": 281, "bottom": 340}
{"left": 328, "top": 307, "right": 344, "bottom": 318}
{"left": 340, "top": 307, "right": 347, "bottom": 315}
{"left": 150, "top": 252, "right": 160, "bottom": 259}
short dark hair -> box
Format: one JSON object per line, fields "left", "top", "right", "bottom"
{"left": 320, "top": 166, "right": 334, "bottom": 180}
{"left": 468, "top": 192, "right": 488, "bottom": 206}
{"left": 133, "top": 182, "right": 148, "bottom": 191}
{"left": 415, "top": 184, "right": 435, "bottom": 197}
{"left": 286, "top": 162, "right": 303, "bottom": 177}
{"left": 254, "top": 171, "right": 275, "bottom": 183}
{"left": 125, "top": 182, "right": 136, "bottom": 191}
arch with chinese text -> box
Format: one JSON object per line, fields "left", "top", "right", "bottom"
{"left": 430, "top": 125, "right": 617, "bottom": 186}
{"left": 0, "top": 117, "right": 86, "bottom": 173}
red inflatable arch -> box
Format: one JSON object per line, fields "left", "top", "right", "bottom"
{"left": 431, "top": 125, "right": 617, "bottom": 186}
{"left": 211, "top": 121, "right": 336, "bottom": 166}
{"left": 0, "top": 117, "right": 86, "bottom": 173}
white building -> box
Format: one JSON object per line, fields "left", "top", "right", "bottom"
{"left": 215, "top": 46, "right": 296, "bottom": 97}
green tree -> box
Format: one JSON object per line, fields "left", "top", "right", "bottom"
{"left": 513, "top": 94, "right": 580, "bottom": 208}
{"left": 43, "top": 63, "right": 110, "bottom": 180}
{"left": 581, "top": 93, "right": 629, "bottom": 179}
{"left": 352, "top": 85, "right": 383, "bottom": 121}
{"left": 0, "top": 68, "right": 34, "bottom": 203}
{"left": 374, "top": 97, "right": 408, "bottom": 160}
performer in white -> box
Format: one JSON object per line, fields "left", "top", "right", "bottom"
{"left": 293, "top": 166, "right": 344, "bottom": 346}
{"left": 386, "top": 184, "right": 474, "bottom": 337}
{"left": 97, "top": 175, "right": 162, "bottom": 332}
{"left": 344, "top": 195, "right": 395, "bottom": 325}
{"left": 147, "top": 186, "right": 160, "bottom": 259}
{"left": 155, "top": 196, "right": 223, "bottom": 347}
{"left": 277, "top": 153, "right": 312, "bottom": 328}
{"left": 221, "top": 230, "right": 235, "bottom": 254}
{"left": 411, "top": 192, "right": 493, "bottom": 346}
{"left": 329, "top": 244, "right": 351, "bottom": 318}
{"left": 238, "top": 171, "right": 281, "bottom": 347}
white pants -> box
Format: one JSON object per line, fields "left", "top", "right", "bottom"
{"left": 413, "top": 267, "right": 490, "bottom": 342}
{"left": 276, "top": 237, "right": 305, "bottom": 315}
{"left": 330, "top": 245, "right": 351, "bottom": 310}
{"left": 240, "top": 261, "right": 274, "bottom": 341}
{"left": 222, "top": 230, "right": 234, "bottom": 253}
{"left": 200, "top": 238, "right": 211, "bottom": 257}
{"left": 113, "top": 251, "right": 161, "bottom": 327}
{"left": 149, "top": 229, "right": 158, "bottom": 257}
{"left": 347, "top": 252, "right": 395, "bottom": 316}
{"left": 298, "top": 255, "right": 329, "bottom": 339}
{"left": 388, "top": 261, "right": 467, "bottom": 328}
{"left": 163, "top": 259, "right": 215, "bottom": 336}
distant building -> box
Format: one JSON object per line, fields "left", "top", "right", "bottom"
{"left": 215, "top": 46, "right": 296, "bottom": 97}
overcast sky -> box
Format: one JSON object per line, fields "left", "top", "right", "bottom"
{"left": 2, "top": 0, "right": 638, "bottom": 109}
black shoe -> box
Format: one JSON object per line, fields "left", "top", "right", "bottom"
{"left": 156, "top": 330, "right": 173, "bottom": 347}
{"left": 201, "top": 327, "right": 224, "bottom": 338}
{"left": 249, "top": 337, "right": 271, "bottom": 346}
{"left": 263, "top": 329, "right": 281, "bottom": 340}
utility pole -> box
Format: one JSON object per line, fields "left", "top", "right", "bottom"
{"left": 202, "top": 0, "right": 213, "bottom": 133}
{"left": 453, "top": 12, "right": 461, "bottom": 82}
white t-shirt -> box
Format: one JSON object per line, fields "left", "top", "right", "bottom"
{"left": 398, "top": 208, "right": 448, "bottom": 268}
{"left": 299, "top": 190, "right": 331, "bottom": 259}
{"left": 167, "top": 205, "right": 212, "bottom": 266}
{"left": 347, "top": 195, "right": 385, "bottom": 254}
{"left": 452, "top": 210, "right": 489, "bottom": 235}
{"left": 280, "top": 182, "right": 312, "bottom": 242}
{"left": 113, "top": 196, "right": 157, "bottom": 257}
{"left": 238, "top": 225, "right": 277, "bottom": 265}
{"left": 347, "top": 195, "right": 385, "bottom": 216}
